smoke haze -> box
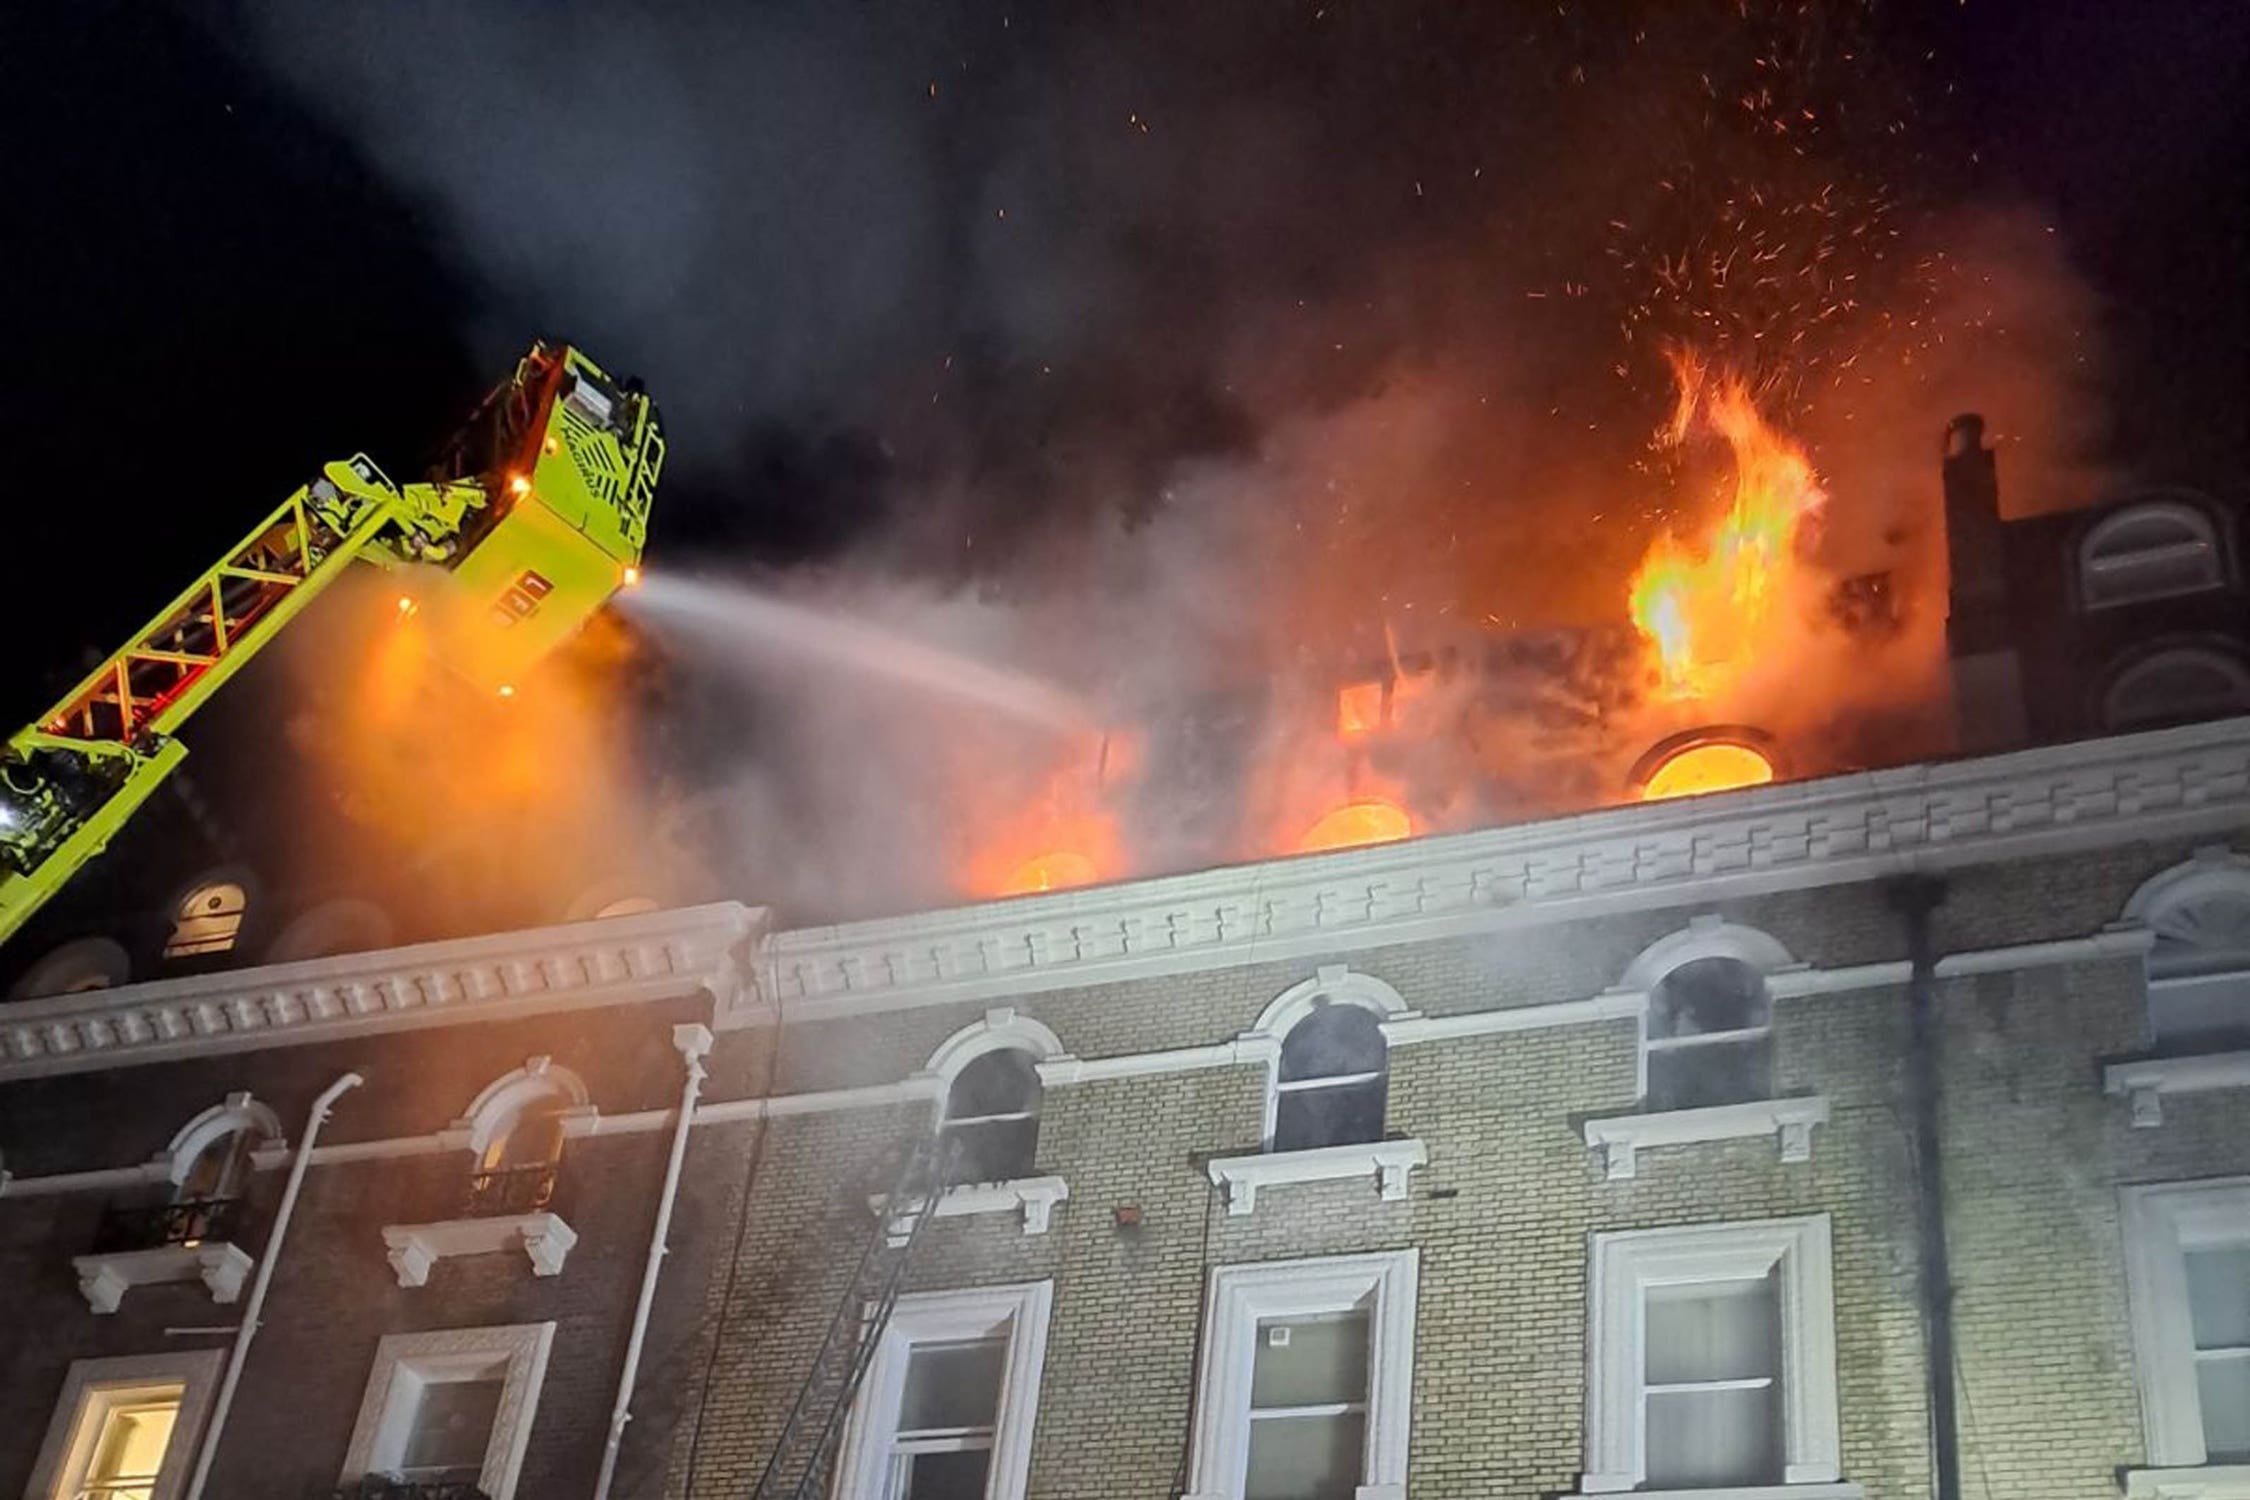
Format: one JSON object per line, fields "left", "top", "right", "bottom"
{"left": 214, "top": 1, "right": 2123, "bottom": 923}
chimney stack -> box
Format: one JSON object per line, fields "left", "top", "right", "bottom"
{"left": 1939, "top": 414, "right": 2027, "bottom": 753}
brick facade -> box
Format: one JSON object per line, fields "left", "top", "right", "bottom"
{"left": 5, "top": 749, "right": 2250, "bottom": 1500}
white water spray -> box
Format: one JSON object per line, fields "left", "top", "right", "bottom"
{"left": 623, "top": 574, "right": 1094, "bottom": 734}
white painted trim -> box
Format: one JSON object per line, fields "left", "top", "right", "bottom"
{"left": 341, "top": 1322, "right": 554, "bottom": 1500}
{"left": 1562, "top": 1487, "right": 1863, "bottom": 1500}
{"left": 1581, "top": 1215, "right": 1841, "bottom": 1493}
{"left": 1763, "top": 962, "right": 1914, "bottom": 999}
{"left": 923, "top": 1008, "right": 1067, "bottom": 1082}
{"left": 1381, "top": 989, "right": 1645, "bottom": 1044}
{"left": 1037, "top": 1035, "right": 1279, "bottom": 1086}
{"left": 2122, "top": 1177, "right": 2250, "bottom": 1468}
{"left": 1182, "top": 1248, "right": 1420, "bottom": 1500}
{"left": 72, "top": 1243, "right": 253, "bottom": 1315}
{"left": 2125, "top": 846, "right": 2250, "bottom": 928}
{"left": 870, "top": 1175, "right": 1071, "bottom": 1240}
{"left": 1933, "top": 924, "right": 2154, "bottom": 976}
{"left": 381, "top": 1213, "right": 579, "bottom": 1287}
{"left": 23, "top": 1348, "right": 225, "bottom": 1500}
{"left": 454, "top": 1058, "right": 591, "bottom": 1155}
{"left": 830, "top": 1280, "right": 1053, "bottom": 1500}
{"left": 161, "top": 1094, "right": 284, "bottom": 1184}
{"left": 2106, "top": 1052, "right": 2250, "bottom": 1127}
{"left": 2124, "top": 1465, "right": 2250, "bottom": 1499}
{"left": 1582, "top": 1097, "right": 1831, "bottom": 1181}
{"left": 1205, "top": 1140, "right": 1427, "bottom": 1216}
{"left": 0, "top": 903, "right": 761, "bottom": 1082}
{"left": 766, "top": 718, "right": 2250, "bottom": 1019}
{"left": 1252, "top": 965, "right": 1413, "bottom": 1037}
{"left": 1621, "top": 916, "right": 1798, "bottom": 991}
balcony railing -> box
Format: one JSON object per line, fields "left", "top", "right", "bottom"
{"left": 463, "top": 1161, "right": 558, "bottom": 1218}
{"left": 90, "top": 1196, "right": 245, "bottom": 1254}
{"left": 332, "top": 1479, "right": 492, "bottom": 1500}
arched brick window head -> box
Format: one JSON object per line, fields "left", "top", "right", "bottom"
{"left": 1273, "top": 1004, "right": 1389, "bottom": 1152}
{"left": 1647, "top": 958, "right": 1774, "bottom": 1111}
{"left": 942, "top": 1050, "right": 1043, "bottom": 1185}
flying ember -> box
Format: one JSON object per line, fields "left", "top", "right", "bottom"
{"left": 1628, "top": 352, "right": 1827, "bottom": 700}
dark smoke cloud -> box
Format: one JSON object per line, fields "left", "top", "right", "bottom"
{"left": 214, "top": 1, "right": 2122, "bottom": 924}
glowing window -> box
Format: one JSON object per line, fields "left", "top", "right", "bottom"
{"left": 1271, "top": 1005, "right": 1388, "bottom": 1153}
{"left": 177, "top": 1129, "right": 253, "bottom": 1204}
{"left": 941, "top": 1050, "right": 1042, "bottom": 1184}
{"left": 2081, "top": 501, "right": 2226, "bottom": 610}
{"left": 27, "top": 1353, "right": 220, "bottom": 1500}
{"left": 2103, "top": 648, "right": 2250, "bottom": 732}
{"left": 1645, "top": 957, "right": 1774, "bottom": 1111}
{"left": 162, "top": 883, "right": 246, "bottom": 959}
{"left": 1641, "top": 742, "right": 1775, "bottom": 801}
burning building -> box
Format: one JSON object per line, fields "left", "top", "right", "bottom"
{"left": 2, "top": 402, "right": 2249, "bottom": 1498}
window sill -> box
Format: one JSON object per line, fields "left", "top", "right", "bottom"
{"left": 1204, "top": 1138, "right": 1426, "bottom": 1216}
{"left": 1581, "top": 1096, "right": 1829, "bottom": 1180}
{"left": 1567, "top": 1486, "right": 1862, "bottom": 1500}
{"left": 72, "top": 1242, "right": 253, "bottom": 1314}
{"left": 2103, "top": 1050, "right": 2250, "bottom": 1127}
{"left": 869, "top": 1175, "right": 1070, "bottom": 1240}
{"left": 2124, "top": 1465, "right": 2250, "bottom": 1498}
{"left": 381, "top": 1212, "right": 577, "bottom": 1287}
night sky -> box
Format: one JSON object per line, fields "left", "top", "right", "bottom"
{"left": 0, "top": 1, "right": 2245, "bottom": 940}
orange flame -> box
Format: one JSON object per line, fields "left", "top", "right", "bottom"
{"left": 1629, "top": 353, "right": 1826, "bottom": 699}
{"left": 1297, "top": 798, "right": 1414, "bottom": 853}
{"left": 1640, "top": 741, "right": 1775, "bottom": 801}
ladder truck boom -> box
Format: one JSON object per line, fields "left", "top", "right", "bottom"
{"left": 0, "top": 341, "right": 663, "bottom": 947}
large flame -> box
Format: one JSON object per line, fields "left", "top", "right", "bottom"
{"left": 1297, "top": 798, "right": 1414, "bottom": 853}
{"left": 1629, "top": 354, "right": 1826, "bottom": 699}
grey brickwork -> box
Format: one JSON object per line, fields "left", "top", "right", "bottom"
{"left": 5, "top": 830, "right": 2250, "bottom": 1499}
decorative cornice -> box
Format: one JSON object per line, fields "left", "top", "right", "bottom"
{"left": 762, "top": 718, "right": 2250, "bottom": 1020}
{"left": 0, "top": 903, "right": 764, "bottom": 1081}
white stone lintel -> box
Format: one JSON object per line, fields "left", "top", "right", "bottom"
{"left": 2122, "top": 1464, "right": 2250, "bottom": 1499}
{"left": 1204, "top": 1139, "right": 1427, "bottom": 1216}
{"left": 381, "top": 1212, "right": 578, "bottom": 1287}
{"left": 1582, "top": 1096, "right": 1831, "bottom": 1181}
{"left": 2104, "top": 1051, "right": 2250, "bottom": 1128}
{"left": 1567, "top": 1486, "right": 1863, "bottom": 1500}
{"left": 71, "top": 1242, "right": 253, "bottom": 1314}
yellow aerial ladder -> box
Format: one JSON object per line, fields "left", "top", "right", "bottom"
{"left": 0, "top": 341, "right": 663, "bottom": 946}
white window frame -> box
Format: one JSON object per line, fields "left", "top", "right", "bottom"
{"left": 1579, "top": 1215, "right": 1843, "bottom": 1496}
{"left": 831, "top": 1279, "right": 1054, "bottom": 1500}
{"left": 1183, "top": 1248, "right": 1420, "bottom": 1500}
{"left": 340, "top": 1322, "right": 555, "bottom": 1500}
{"left": 24, "top": 1350, "right": 224, "bottom": 1500}
{"left": 1252, "top": 968, "right": 1409, "bottom": 1153}
{"left": 1625, "top": 921, "right": 1792, "bottom": 1110}
{"left": 2123, "top": 1178, "right": 2250, "bottom": 1473}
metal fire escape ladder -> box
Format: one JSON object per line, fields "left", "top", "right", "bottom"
{"left": 749, "top": 1129, "right": 957, "bottom": 1500}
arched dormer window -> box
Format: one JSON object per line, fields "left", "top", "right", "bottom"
{"left": 1625, "top": 921, "right": 1792, "bottom": 1112}
{"left": 2102, "top": 646, "right": 2250, "bottom": 732}
{"left": 2125, "top": 850, "right": 2250, "bottom": 1050}
{"left": 926, "top": 1013, "right": 1064, "bottom": 1186}
{"left": 2080, "top": 499, "right": 2226, "bottom": 611}
{"left": 163, "top": 879, "right": 249, "bottom": 959}
{"left": 459, "top": 1060, "right": 588, "bottom": 1214}
{"left": 1256, "top": 968, "right": 1408, "bottom": 1154}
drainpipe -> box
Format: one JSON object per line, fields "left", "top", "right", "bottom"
{"left": 184, "top": 1070, "right": 362, "bottom": 1500}
{"left": 593, "top": 1022, "right": 715, "bottom": 1500}
{"left": 1891, "top": 877, "right": 1962, "bottom": 1500}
